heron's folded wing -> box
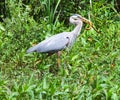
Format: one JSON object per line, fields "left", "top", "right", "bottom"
{"left": 27, "top": 32, "right": 70, "bottom": 53}
{"left": 36, "top": 35, "right": 69, "bottom": 53}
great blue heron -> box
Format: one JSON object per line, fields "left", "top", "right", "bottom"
{"left": 27, "top": 14, "right": 92, "bottom": 66}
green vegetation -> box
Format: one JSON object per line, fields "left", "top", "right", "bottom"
{"left": 0, "top": 0, "right": 120, "bottom": 99}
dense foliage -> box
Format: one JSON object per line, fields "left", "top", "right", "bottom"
{"left": 0, "top": 0, "right": 120, "bottom": 99}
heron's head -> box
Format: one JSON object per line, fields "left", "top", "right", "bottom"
{"left": 70, "top": 14, "right": 91, "bottom": 25}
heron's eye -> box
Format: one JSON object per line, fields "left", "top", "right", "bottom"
{"left": 74, "top": 18, "right": 78, "bottom": 20}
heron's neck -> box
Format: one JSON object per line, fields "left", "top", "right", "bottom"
{"left": 72, "top": 22, "right": 83, "bottom": 36}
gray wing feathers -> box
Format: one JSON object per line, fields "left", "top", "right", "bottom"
{"left": 27, "top": 32, "right": 70, "bottom": 53}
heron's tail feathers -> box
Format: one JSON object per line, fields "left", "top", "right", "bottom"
{"left": 26, "top": 46, "right": 37, "bottom": 53}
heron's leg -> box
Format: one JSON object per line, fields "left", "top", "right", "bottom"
{"left": 57, "top": 51, "right": 61, "bottom": 67}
